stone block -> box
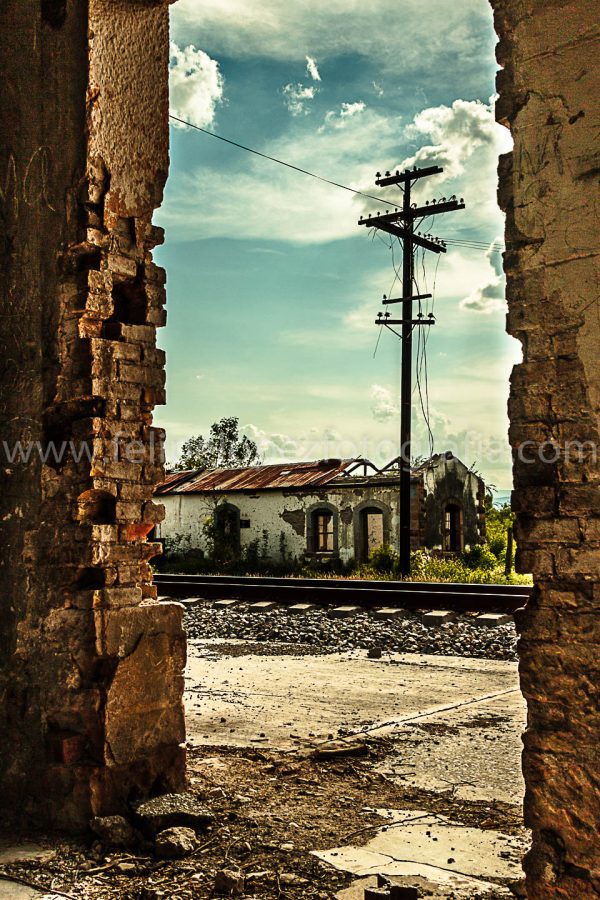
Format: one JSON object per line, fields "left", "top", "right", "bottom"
{"left": 473, "top": 613, "right": 513, "bottom": 627}
{"left": 329, "top": 606, "right": 362, "bottom": 618}
{"left": 373, "top": 607, "right": 405, "bottom": 620}
{"left": 286, "top": 603, "right": 317, "bottom": 614}
{"left": 248, "top": 601, "right": 277, "bottom": 613}
{"left": 422, "top": 609, "right": 457, "bottom": 626}
{"left": 214, "top": 599, "right": 239, "bottom": 609}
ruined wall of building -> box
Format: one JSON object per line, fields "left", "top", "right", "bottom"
{"left": 156, "top": 480, "right": 428, "bottom": 564}
{"left": 418, "top": 454, "right": 485, "bottom": 550}
{"left": 492, "top": 0, "right": 600, "bottom": 896}
{"left": 0, "top": 0, "right": 185, "bottom": 829}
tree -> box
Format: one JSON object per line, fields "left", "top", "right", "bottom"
{"left": 173, "top": 417, "right": 262, "bottom": 471}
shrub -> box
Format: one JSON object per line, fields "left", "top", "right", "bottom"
{"left": 462, "top": 544, "right": 497, "bottom": 570}
{"left": 369, "top": 544, "right": 398, "bottom": 574}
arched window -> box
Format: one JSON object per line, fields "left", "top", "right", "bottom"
{"left": 307, "top": 504, "right": 338, "bottom": 554}
{"left": 443, "top": 503, "right": 462, "bottom": 553}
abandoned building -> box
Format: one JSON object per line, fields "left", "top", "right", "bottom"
{"left": 154, "top": 453, "right": 486, "bottom": 564}
{"left": 1, "top": 2, "right": 599, "bottom": 899}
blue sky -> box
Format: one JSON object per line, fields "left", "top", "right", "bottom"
{"left": 155, "top": 0, "right": 520, "bottom": 490}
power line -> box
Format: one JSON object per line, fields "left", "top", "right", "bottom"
{"left": 169, "top": 113, "right": 401, "bottom": 209}
{"left": 169, "top": 113, "right": 504, "bottom": 254}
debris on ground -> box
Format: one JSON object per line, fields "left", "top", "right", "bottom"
{"left": 0, "top": 740, "right": 526, "bottom": 900}
{"left": 183, "top": 604, "right": 518, "bottom": 662}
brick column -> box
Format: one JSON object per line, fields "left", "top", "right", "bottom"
{"left": 492, "top": 1, "right": 600, "bottom": 896}
{"left": 0, "top": 0, "right": 185, "bottom": 829}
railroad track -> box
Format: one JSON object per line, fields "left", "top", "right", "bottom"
{"left": 153, "top": 573, "right": 531, "bottom": 614}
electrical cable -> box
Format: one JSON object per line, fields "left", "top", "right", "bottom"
{"left": 170, "top": 113, "right": 504, "bottom": 254}
{"left": 170, "top": 113, "right": 406, "bottom": 210}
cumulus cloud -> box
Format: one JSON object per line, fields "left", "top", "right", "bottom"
{"left": 460, "top": 238, "right": 506, "bottom": 313}
{"left": 370, "top": 384, "right": 397, "bottom": 422}
{"left": 282, "top": 82, "right": 317, "bottom": 116}
{"left": 160, "top": 96, "right": 508, "bottom": 249}
{"left": 398, "top": 99, "right": 498, "bottom": 182}
{"left": 306, "top": 55, "right": 321, "bottom": 81}
{"left": 243, "top": 423, "right": 345, "bottom": 463}
{"left": 169, "top": 42, "right": 224, "bottom": 128}
{"left": 341, "top": 101, "right": 366, "bottom": 117}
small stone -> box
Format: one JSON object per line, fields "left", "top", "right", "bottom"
{"left": 115, "top": 861, "right": 137, "bottom": 874}
{"left": 214, "top": 867, "right": 245, "bottom": 896}
{"left": 90, "top": 815, "right": 138, "bottom": 849}
{"left": 134, "top": 792, "right": 213, "bottom": 835}
{"left": 155, "top": 826, "right": 197, "bottom": 858}
{"left": 280, "top": 872, "right": 308, "bottom": 885}
{"left": 279, "top": 842, "right": 294, "bottom": 851}
{"left": 231, "top": 840, "right": 252, "bottom": 857}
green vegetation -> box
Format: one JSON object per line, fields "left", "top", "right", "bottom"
{"left": 172, "top": 416, "right": 261, "bottom": 471}
{"left": 156, "top": 492, "right": 531, "bottom": 586}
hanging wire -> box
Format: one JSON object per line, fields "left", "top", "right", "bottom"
{"left": 170, "top": 113, "right": 502, "bottom": 255}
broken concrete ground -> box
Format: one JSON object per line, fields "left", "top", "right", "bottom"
{"left": 0, "top": 641, "right": 527, "bottom": 898}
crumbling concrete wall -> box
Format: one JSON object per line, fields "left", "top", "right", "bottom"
{"left": 492, "top": 0, "right": 600, "bottom": 896}
{"left": 0, "top": 0, "right": 185, "bottom": 829}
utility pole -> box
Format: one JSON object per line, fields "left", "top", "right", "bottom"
{"left": 358, "top": 165, "right": 464, "bottom": 576}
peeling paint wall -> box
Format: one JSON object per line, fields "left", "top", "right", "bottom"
{"left": 492, "top": 0, "right": 600, "bottom": 896}
{"left": 157, "top": 486, "right": 402, "bottom": 564}
{"left": 0, "top": 0, "right": 185, "bottom": 830}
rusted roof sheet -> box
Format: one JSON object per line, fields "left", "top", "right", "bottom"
{"left": 154, "top": 469, "right": 199, "bottom": 495}
{"left": 158, "top": 459, "right": 355, "bottom": 494}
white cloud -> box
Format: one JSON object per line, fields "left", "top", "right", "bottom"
{"left": 370, "top": 384, "right": 396, "bottom": 421}
{"left": 399, "top": 99, "right": 499, "bottom": 181}
{"left": 160, "top": 103, "right": 398, "bottom": 244}
{"left": 171, "top": 0, "right": 493, "bottom": 79}
{"left": 306, "top": 55, "right": 321, "bottom": 81}
{"left": 460, "top": 238, "right": 506, "bottom": 313}
{"left": 160, "top": 97, "right": 509, "bottom": 250}
{"left": 169, "top": 42, "right": 224, "bottom": 128}
{"left": 282, "top": 82, "right": 317, "bottom": 116}
{"left": 341, "top": 101, "right": 366, "bottom": 118}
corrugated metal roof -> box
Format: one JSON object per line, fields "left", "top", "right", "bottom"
{"left": 158, "top": 459, "right": 354, "bottom": 494}
{"left": 154, "top": 469, "right": 199, "bottom": 495}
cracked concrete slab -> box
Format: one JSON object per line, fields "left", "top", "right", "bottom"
{"left": 317, "top": 809, "right": 526, "bottom": 897}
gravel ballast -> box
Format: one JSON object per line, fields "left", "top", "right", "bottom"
{"left": 183, "top": 602, "right": 518, "bottom": 661}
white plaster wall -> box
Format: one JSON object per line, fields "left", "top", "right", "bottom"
{"left": 156, "top": 485, "right": 400, "bottom": 564}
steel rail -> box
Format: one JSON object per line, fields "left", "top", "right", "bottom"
{"left": 153, "top": 573, "right": 531, "bottom": 613}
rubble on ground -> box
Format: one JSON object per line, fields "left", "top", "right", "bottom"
{"left": 184, "top": 604, "right": 518, "bottom": 661}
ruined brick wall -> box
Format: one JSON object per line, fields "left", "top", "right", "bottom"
{"left": 0, "top": 0, "right": 185, "bottom": 829}
{"left": 492, "top": 1, "right": 600, "bottom": 896}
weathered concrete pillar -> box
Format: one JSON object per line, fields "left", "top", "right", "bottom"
{"left": 492, "top": 1, "right": 600, "bottom": 896}
{"left": 0, "top": 0, "right": 185, "bottom": 829}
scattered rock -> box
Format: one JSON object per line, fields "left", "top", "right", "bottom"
{"left": 184, "top": 603, "right": 518, "bottom": 662}
{"left": 214, "top": 867, "right": 245, "bottom": 896}
{"left": 280, "top": 872, "right": 309, "bottom": 885}
{"left": 115, "top": 861, "right": 137, "bottom": 874}
{"left": 134, "top": 792, "right": 213, "bottom": 835}
{"left": 155, "top": 826, "right": 198, "bottom": 858}
{"left": 90, "top": 815, "right": 138, "bottom": 849}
